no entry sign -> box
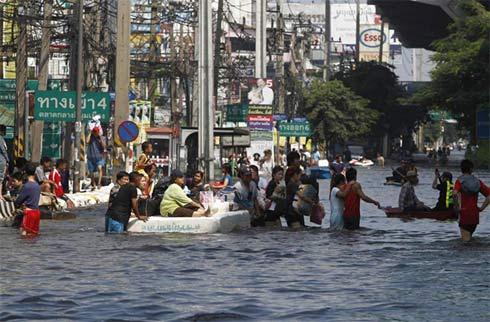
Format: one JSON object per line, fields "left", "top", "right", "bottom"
{"left": 118, "top": 121, "right": 139, "bottom": 143}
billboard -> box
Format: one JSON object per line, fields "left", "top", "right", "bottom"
{"left": 359, "top": 24, "right": 390, "bottom": 62}
{"left": 282, "top": 3, "right": 377, "bottom": 46}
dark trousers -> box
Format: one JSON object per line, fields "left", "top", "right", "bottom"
{"left": 344, "top": 216, "right": 360, "bottom": 230}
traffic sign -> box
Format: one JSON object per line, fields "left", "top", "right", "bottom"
{"left": 278, "top": 121, "right": 312, "bottom": 137}
{"left": 34, "top": 91, "right": 110, "bottom": 122}
{"left": 118, "top": 121, "right": 139, "bottom": 143}
{"left": 42, "top": 122, "right": 61, "bottom": 159}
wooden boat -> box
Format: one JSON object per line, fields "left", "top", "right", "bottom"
{"left": 127, "top": 210, "right": 251, "bottom": 234}
{"left": 383, "top": 207, "right": 457, "bottom": 221}
{"left": 384, "top": 181, "right": 402, "bottom": 186}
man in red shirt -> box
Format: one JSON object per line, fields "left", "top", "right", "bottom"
{"left": 453, "top": 159, "right": 490, "bottom": 241}
{"left": 344, "top": 168, "right": 380, "bottom": 230}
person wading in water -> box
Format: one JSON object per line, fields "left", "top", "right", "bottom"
{"left": 343, "top": 168, "right": 380, "bottom": 230}
{"left": 453, "top": 159, "right": 490, "bottom": 241}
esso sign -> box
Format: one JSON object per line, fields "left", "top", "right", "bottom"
{"left": 360, "top": 28, "right": 386, "bottom": 48}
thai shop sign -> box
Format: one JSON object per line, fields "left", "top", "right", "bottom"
{"left": 34, "top": 91, "right": 110, "bottom": 122}
{"left": 226, "top": 103, "right": 248, "bottom": 122}
{"left": 248, "top": 115, "right": 273, "bottom": 131}
{"left": 278, "top": 121, "right": 312, "bottom": 137}
{"left": 248, "top": 104, "right": 273, "bottom": 115}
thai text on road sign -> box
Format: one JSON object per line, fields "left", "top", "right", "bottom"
{"left": 278, "top": 121, "right": 312, "bottom": 137}
{"left": 34, "top": 91, "right": 110, "bottom": 122}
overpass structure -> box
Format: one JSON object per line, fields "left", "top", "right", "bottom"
{"left": 368, "top": 0, "right": 463, "bottom": 48}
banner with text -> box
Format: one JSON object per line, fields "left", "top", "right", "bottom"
{"left": 247, "top": 104, "right": 273, "bottom": 131}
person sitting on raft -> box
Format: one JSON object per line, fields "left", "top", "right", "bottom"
{"left": 188, "top": 170, "right": 206, "bottom": 202}
{"left": 432, "top": 169, "right": 454, "bottom": 211}
{"left": 211, "top": 164, "right": 233, "bottom": 190}
{"left": 386, "top": 160, "right": 409, "bottom": 183}
{"left": 106, "top": 172, "right": 147, "bottom": 233}
{"left": 398, "top": 171, "right": 429, "bottom": 212}
{"left": 160, "top": 170, "right": 210, "bottom": 217}
{"left": 8, "top": 172, "right": 24, "bottom": 199}
{"left": 233, "top": 166, "right": 260, "bottom": 221}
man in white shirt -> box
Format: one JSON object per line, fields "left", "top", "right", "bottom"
{"left": 257, "top": 79, "right": 274, "bottom": 105}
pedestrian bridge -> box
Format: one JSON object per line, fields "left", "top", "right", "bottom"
{"left": 368, "top": 0, "right": 463, "bottom": 48}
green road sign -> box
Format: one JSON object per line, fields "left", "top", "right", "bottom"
{"left": 42, "top": 122, "right": 62, "bottom": 159}
{"left": 278, "top": 121, "right": 312, "bottom": 137}
{"left": 34, "top": 91, "right": 111, "bottom": 122}
{"left": 0, "top": 79, "right": 62, "bottom": 126}
{"left": 226, "top": 103, "right": 248, "bottom": 122}
{"left": 0, "top": 79, "right": 62, "bottom": 91}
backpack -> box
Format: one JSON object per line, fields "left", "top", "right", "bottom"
{"left": 459, "top": 175, "right": 480, "bottom": 195}
{"left": 151, "top": 176, "right": 172, "bottom": 203}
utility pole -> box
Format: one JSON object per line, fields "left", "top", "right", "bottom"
{"left": 323, "top": 0, "right": 331, "bottom": 81}
{"left": 15, "top": 3, "right": 27, "bottom": 159}
{"left": 255, "top": 0, "right": 266, "bottom": 79}
{"left": 276, "top": 2, "right": 285, "bottom": 115}
{"left": 148, "top": 0, "right": 158, "bottom": 121}
{"left": 64, "top": 2, "right": 79, "bottom": 164}
{"left": 355, "top": 0, "right": 360, "bottom": 64}
{"left": 0, "top": 5, "right": 3, "bottom": 79}
{"left": 213, "top": 0, "right": 224, "bottom": 107}
{"left": 114, "top": 0, "right": 131, "bottom": 173}
{"left": 170, "top": 24, "right": 178, "bottom": 169}
{"left": 378, "top": 20, "right": 385, "bottom": 63}
{"left": 198, "top": 0, "right": 214, "bottom": 180}
{"left": 32, "top": 0, "right": 53, "bottom": 163}
{"left": 73, "top": 0, "right": 84, "bottom": 193}
{"left": 274, "top": 1, "right": 285, "bottom": 165}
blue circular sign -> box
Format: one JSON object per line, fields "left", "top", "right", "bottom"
{"left": 118, "top": 121, "right": 139, "bottom": 143}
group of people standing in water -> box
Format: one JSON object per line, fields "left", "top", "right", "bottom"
{"left": 5, "top": 134, "right": 489, "bottom": 242}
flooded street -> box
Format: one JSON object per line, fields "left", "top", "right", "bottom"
{"left": 1, "top": 165, "right": 489, "bottom": 321}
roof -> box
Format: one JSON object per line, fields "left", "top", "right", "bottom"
{"left": 145, "top": 127, "right": 174, "bottom": 135}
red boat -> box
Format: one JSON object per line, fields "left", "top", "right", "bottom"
{"left": 383, "top": 207, "right": 458, "bottom": 221}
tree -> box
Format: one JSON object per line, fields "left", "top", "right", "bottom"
{"left": 334, "top": 61, "right": 424, "bottom": 139}
{"left": 414, "top": 0, "right": 489, "bottom": 143}
{"left": 302, "top": 80, "right": 379, "bottom": 147}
